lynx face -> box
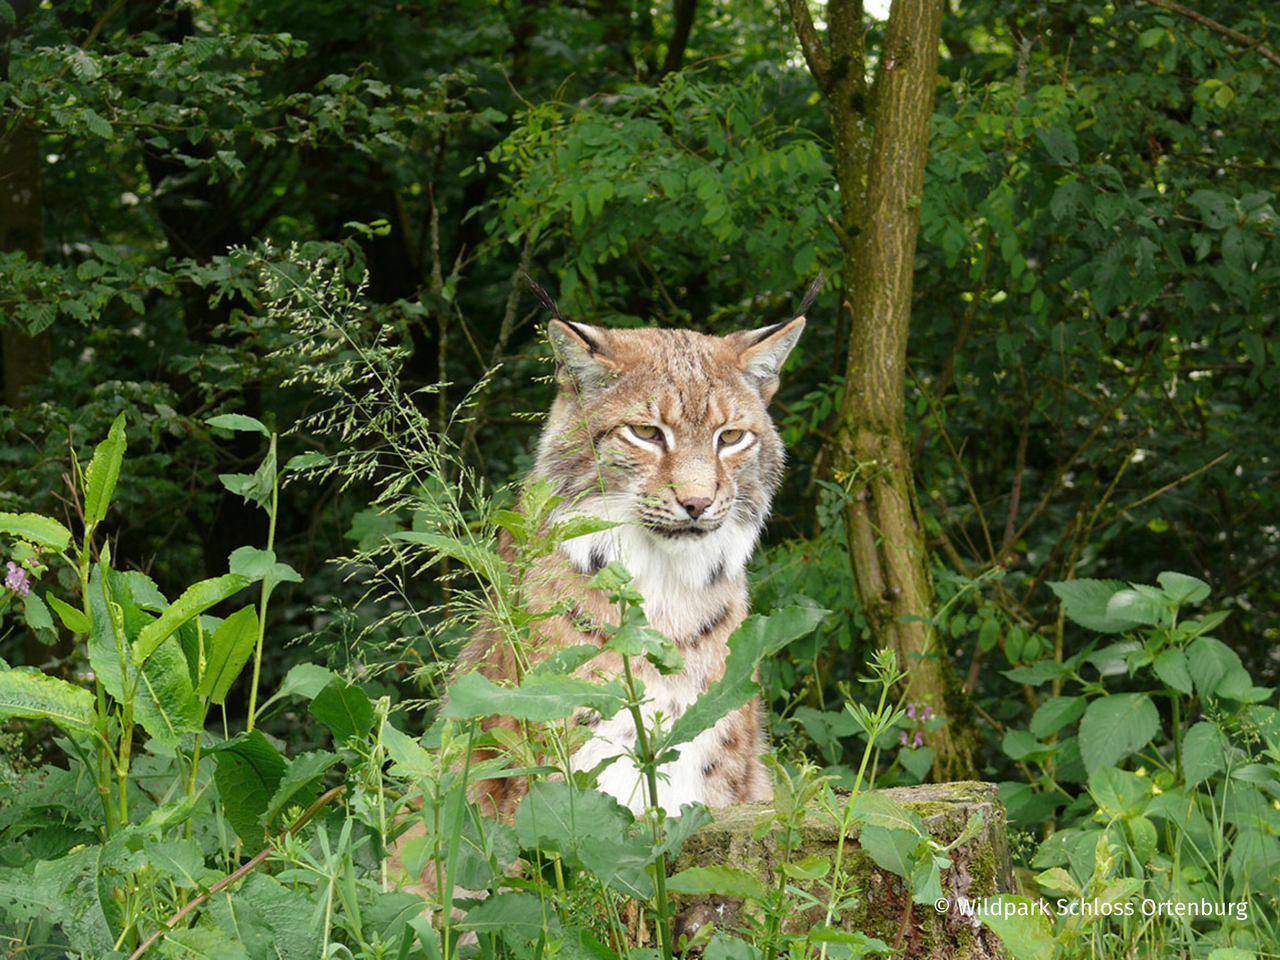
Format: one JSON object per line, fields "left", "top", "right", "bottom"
{"left": 532, "top": 310, "right": 806, "bottom": 641}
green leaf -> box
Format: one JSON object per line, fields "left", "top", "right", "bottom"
{"left": 1035, "top": 126, "right": 1078, "bottom": 165}
{"left": 1187, "top": 636, "right": 1242, "bottom": 699}
{"left": 1029, "top": 696, "right": 1085, "bottom": 738}
{"left": 849, "top": 791, "right": 925, "bottom": 834}
{"left": 667, "top": 865, "right": 768, "bottom": 901}
{"left": 0, "top": 2, "right": 15, "bottom": 27}
{"left": 83, "top": 412, "right": 127, "bottom": 531}
{"left": 310, "top": 677, "right": 375, "bottom": 742}
{"left": 47, "top": 594, "right": 90, "bottom": 634}
{"left": 859, "top": 825, "right": 918, "bottom": 879}
{"left": 257, "top": 663, "right": 336, "bottom": 715}
{"left": 207, "top": 413, "right": 271, "bottom": 437}
{"left": 1088, "top": 765, "right": 1148, "bottom": 818}
{"left": 667, "top": 604, "right": 827, "bottom": 747}
{"left": 1105, "top": 589, "right": 1164, "bottom": 627}
{"left": 260, "top": 751, "right": 339, "bottom": 829}
{"left": 1181, "top": 721, "right": 1226, "bottom": 787}
{"left": 1157, "top": 571, "right": 1210, "bottom": 605}
{"left": 210, "top": 731, "right": 287, "bottom": 852}
{"left": 1078, "top": 694, "right": 1159, "bottom": 774}
{"left": 1152, "top": 649, "right": 1194, "bottom": 696}
{"left": 23, "top": 590, "right": 54, "bottom": 639}
{"left": 1047, "top": 579, "right": 1142, "bottom": 633}
{"left": 459, "top": 891, "right": 562, "bottom": 943}
{"left": 133, "top": 573, "right": 251, "bottom": 666}
{"left": 0, "top": 511, "right": 72, "bottom": 551}
{"left": 513, "top": 781, "right": 633, "bottom": 857}
{"left": 975, "top": 896, "right": 1054, "bottom": 960}
{"left": 0, "top": 668, "right": 96, "bottom": 737}
{"left": 442, "top": 670, "right": 626, "bottom": 724}
{"left": 198, "top": 605, "right": 259, "bottom": 704}
{"left": 782, "top": 854, "right": 830, "bottom": 881}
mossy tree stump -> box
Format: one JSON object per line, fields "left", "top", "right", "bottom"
{"left": 673, "top": 781, "right": 1013, "bottom": 959}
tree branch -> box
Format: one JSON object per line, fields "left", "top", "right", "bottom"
{"left": 1143, "top": 0, "right": 1280, "bottom": 68}
{"left": 787, "top": 0, "right": 831, "bottom": 92}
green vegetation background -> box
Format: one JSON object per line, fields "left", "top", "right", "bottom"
{"left": 0, "top": 1, "right": 1277, "bottom": 958}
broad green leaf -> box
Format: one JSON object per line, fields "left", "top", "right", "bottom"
{"left": 1157, "top": 571, "right": 1210, "bottom": 605}
{"left": 133, "top": 573, "right": 251, "bottom": 666}
{"left": 1078, "top": 694, "right": 1159, "bottom": 774}
{"left": 513, "top": 781, "right": 633, "bottom": 856}
{"left": 849, "top": 791, "right": 925, "bottom": 834}
{"left": 83, "top": 412, "right": 127, "bottom": 530}
{"left": 782, "top": 854, "right": 830, "bottom": 881}
{"left": 667, "top": 604, "right": 827, "bottom": 748}
{"left": 159, "top": 927, "right": 249, "bottom": 958}
{"left": 1035, "top": 867, "right": 1080, "bottom": 898}
{"left": 704, "top": 934, "right": 764, "bottom": 960}
{"left": 442, "top": 670, "right": 627, "bottom": 724}
{"left": 859, "top": 825, "right": 918, "bottom": 879}
{"left": 0, "top": 668, "right": 95, "bottom": 736}
{"left": 146, "top": 838, "right": 205, "bottom": 890}
{"left": 210, "top": 731, "right": 287, "bottom": 852}
{"left": 911, "top": 856, "right": 944, "bottom": 905}
{"left": 310, "top": 677, "right": 375, "bottom": 742}
{"left": 451, "top": 813, "right": 521, "bottom": 891}
{"left": 0, "top": 847, "right": 112, "bottom": 953}
{"left": 1152, "top": 649, "right": 1194, "bottom": 696}
{"left": 667, "top": 865, "right": 768, "bottom": 901}
{"left": 1105, "top": 589, "right": 1163, "bottom": 627}
{"left": 206, "top": 874, "right": 314, "bottom": 960}
{"left": 198, "top": 605, "right": 259, "bottom": 703}
{"left": 1029, "top": 696, "right": 1085, "bottom": 738}
{"left": 260, "top": 751, "right": 340, "bottom": 829}
{"left": 87, "top": 565, "right": 201, "bottom": 746}
{"left": 0, "top": 511, "right": 72, "bottom": 551}
{"left": 1035, "top": 126, "right": 1078, "bottom": 165}
{"left": 207, "top": 413, "right": 271, "bottom": 437}
{"left": 459, "top": 891, "right": 563, "bottom": 942}
{"left": 1187, "top": 635, "right": 1243, "bottom": 699}
{"left": 46, "top": 594, "right": 89, "bottom": 634}
{"left": 260, "top": 662, "right": 335, "bottom": 712}
{"left": 976, "top": 896, "right": 1054, "bottom": 960}
{"left": 23, "top": 590, "right": 54, "bottom": 640}
{"left": 1047, "top": 579, "right": 1141, "bottom": 633}
{"left": 1088, "top": 765, "right": 1148, "bottom": 818}
{"left": 1181, "top": 721, "right": 1226, "bottom": 787}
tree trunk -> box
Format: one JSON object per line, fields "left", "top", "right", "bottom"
{"left": 788, "top": 0, "right": 979, "bottom": 779}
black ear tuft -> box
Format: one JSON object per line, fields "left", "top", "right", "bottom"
{"left": 793, "top": 271, "right": 825, "bottom": 321}
{"left": 522, "top": 273, "right": 562, "bottom": 318}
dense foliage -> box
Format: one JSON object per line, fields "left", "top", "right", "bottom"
{"left": 1, "top": 1, "right": 1277, "bottom": 957}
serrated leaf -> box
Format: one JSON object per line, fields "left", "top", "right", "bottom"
{"left": 310, "top": 677, "right": 375, "bottom": 742}
{"left": 134, "top": 573, "right": 251, "bottom": 666}
{"left": 0, "top": 511, "right": 72, "bottom": 550}
{"left": 849, "top": 791, "right": 925, "bottom": 834}
{"left": 1157, "top": 571, "right": 1210, "bottom": 605}
{"left": 1078, "top": 694, "right": 1159, "bottom": 774}
{"left": 198, "top": 605, "right": 259, "bottom": 703}
{"left": 1030, "top": 696, "right": 1085, "bottom": 738}
{"left": 859, "top": 825, "right": 918, "bottom": 879}
{"left": 1181, "top": 721, "right": 1226, "bottom": 787}
{"left": 83, "top": 412, "right": 127, "bottom": 531}
{"left": 1152, "top": 649, "right": 1194, "bottom": 696}
{"left": 458, "top": 890, "right": 562, "bottom": 942}
{"left": 1048, "top": 579, "right": 1143, "bottom": 633}
{"left": 210, "top": 731, "right": 286, "bottom": 852}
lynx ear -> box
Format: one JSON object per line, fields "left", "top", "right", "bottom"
{"left": 735, "top": 273, "right": 821, "bottom": 401}
{"left": 524, "top": 277, "right": 618, "bottom": 394}
{"left": 736, "top": 317, "right": 805, "bottom": 401}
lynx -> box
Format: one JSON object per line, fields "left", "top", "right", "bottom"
{"left": 393, "top": 278, "right": 817, "bottom": 895}
{"left": 454, "top": 278, "right": 818, "bottom": 819}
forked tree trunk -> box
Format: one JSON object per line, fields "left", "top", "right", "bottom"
{"left": 788, "top": 0, "right": 979, "bottom": 779}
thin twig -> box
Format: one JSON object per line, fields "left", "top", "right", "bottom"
{"left": 129, "top": 786, "right": 347, "bottom": 959}
{"left": 787, "top": 0, "right": 831, "bottom": 91}
{"left": 1143, "top": 0, "right": 1280, "bottom": 68}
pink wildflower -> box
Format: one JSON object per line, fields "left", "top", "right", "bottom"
{"left": 5, "top": 561, "right": 31, "bottom": 598}
{"left": 913, "top": 730, "right": 925, "bottom": 748}
{"left": 898, "top": 730, "right": 909, "bottom": 747}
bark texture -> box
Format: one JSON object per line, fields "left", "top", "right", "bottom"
{"left": 788, "top": 0, "right": 979, "bottom": 778}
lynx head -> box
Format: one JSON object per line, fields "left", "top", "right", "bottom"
{"left": 528, "top": 278, "right": 819, "bottom": 594}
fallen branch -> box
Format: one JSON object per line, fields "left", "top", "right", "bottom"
{"left": 129, "top": 785, "right": 348, "bottom": 959}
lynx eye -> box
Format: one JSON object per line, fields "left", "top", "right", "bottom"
{"left": 629, "top": 424, "right": 663, "bottom": 443}
{"left": 718, "top": 429, "right": 745, "bottom": 447}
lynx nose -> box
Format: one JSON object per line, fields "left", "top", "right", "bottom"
{"left": 679, "top": 497, "right": 712, "bottom": 520}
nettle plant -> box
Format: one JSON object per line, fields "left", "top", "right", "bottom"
{"left": 982, "top": 572, "right": 1279, "bottom": 959}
